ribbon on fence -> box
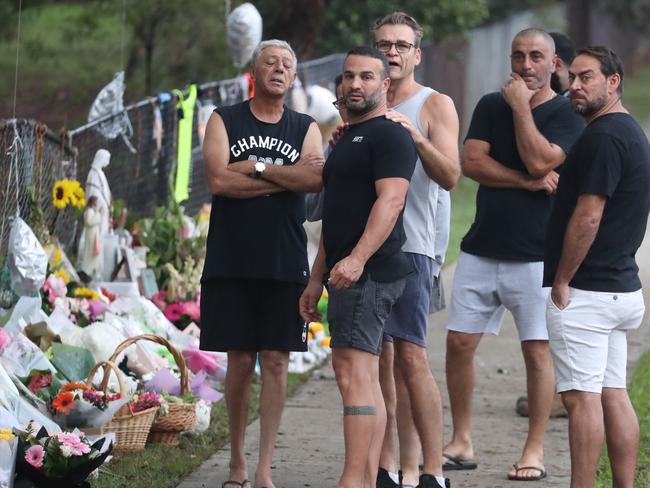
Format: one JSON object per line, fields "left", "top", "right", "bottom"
{"left": 173, "top": 84, "right": 197, "bottom": 203}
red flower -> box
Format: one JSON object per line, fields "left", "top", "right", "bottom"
{"left": 101, "top": 287, "right": 116, "bottom": 302}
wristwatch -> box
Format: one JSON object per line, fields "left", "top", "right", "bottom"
{"left": 253, "top": 162, "right": 266, "bottom": 178}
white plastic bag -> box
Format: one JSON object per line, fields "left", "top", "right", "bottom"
{"left": 7, "top": 218, "right": 47, "bottom": 297}
{"left": 226, "top": 3, "right": 262, "bottom": 68}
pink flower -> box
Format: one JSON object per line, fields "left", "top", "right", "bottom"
{"left": 151, "top": 291, "right": 168, "bottom": 311}
{"left": 164, "top": 303, "right": 184, "bottom": 322}
{"left": 57, "top": 433, "right": 81, "bottom": 445}
{"left": 25, "top": 444, "right": 44, "bottom": 469}
{"left": 44, "top": 274, "right": 67, "bottom": 300}
{"left": 27, "top": 373, "right": 52, "bottom": 394}
{"left": 0, "top": 328, "right": 12, "bottom": 351}
{"left": 181, "top": 300, "right": 201, "bottom": 321}
{"left": 88, "top": 299, "right": 108, "bottom": 321}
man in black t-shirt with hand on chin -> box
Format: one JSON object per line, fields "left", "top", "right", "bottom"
{"left": 544, "top": 46, "right": 650, "bottom": 488}
{"left": 300, "top": 46, "right": 417, "bottom": 488}
{"left": 443, "top": 28, "right": 584, "bottom": 481}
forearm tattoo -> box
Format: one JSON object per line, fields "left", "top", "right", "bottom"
{"left": 343, "top": 405, "right": 376, "bottom": 416}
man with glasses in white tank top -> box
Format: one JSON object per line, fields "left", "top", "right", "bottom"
{"left": 371, "top": 12, "right": 461, "bottom": 488}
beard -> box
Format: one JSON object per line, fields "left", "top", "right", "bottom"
{"left": 572, "top": 92, "right": 608, "bottom": 118}
{"left": 344, "top": 87, "right": 382, "bottom": 115}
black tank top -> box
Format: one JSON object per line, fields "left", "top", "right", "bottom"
{"left": 202, "top": 100, "right": 314, "bottom": 284}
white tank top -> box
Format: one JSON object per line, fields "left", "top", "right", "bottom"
{"left": 393, "top": 86, "right": 442, "bottom": 260}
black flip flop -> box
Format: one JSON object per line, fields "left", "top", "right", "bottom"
{"left": 442, "top": 453, "right": 478, "bottom": 471}
{"left": 222, "top": 480, "right": 250, "bottom": 488}
{"left": 507, "top": 464, "right": 547, "bottom": 481}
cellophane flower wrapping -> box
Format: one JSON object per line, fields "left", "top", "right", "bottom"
{"left": 0, "top": 429, "right": 17, "bottom": 488}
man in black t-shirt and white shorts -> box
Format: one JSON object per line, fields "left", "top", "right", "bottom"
{"left": 300, "top": 46, "right": 417, "bottom": 488}
{"left": 443, "top": 28, "right": 584, "bottom": 481}
{"left": 544, "top": 46, "right": 650, "bottom": 487}
{"left": 201, "top": 39, "right": 324, "bottom": 488}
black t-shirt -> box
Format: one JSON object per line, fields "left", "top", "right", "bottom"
{"left": 322, "top": 116, "right": 417, "bottom": 282}
{"left": 461, "top": 92, "right": 585, "bottom": 261}
{"left": 201, "top": 100, "right": 314, "bottom": 284}
{"left": 544, "top": 113, "right": 650, "bottom": 292}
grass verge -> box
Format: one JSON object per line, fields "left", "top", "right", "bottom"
{"left": 445, "top": 176, "right": 478, "bottom": 267}
{"left": 595, "top": 350, "right": 650, "bottom": 487}
{"left": 91, "top": 372, "right": 310, "bottom": 488}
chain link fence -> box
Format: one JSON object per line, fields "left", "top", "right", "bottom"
{"left": 0, "top": 53, "right": 345, "bottom": 259}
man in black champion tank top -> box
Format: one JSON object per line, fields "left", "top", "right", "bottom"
{"left": 200, "top": 39, "right": 324, "bottom": 488}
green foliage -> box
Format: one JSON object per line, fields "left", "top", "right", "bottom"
{"left": 135, "top": 200, "right": 205, "bottom": 291}
{"left": 623, "top": 63, "right": 650, "bottom": 124}
{"left": 607, "top": 0, "right": 650, "bottom": 34}
{"left": 308, "top": 0, "right": 488, "bottom": 55}
{"left": 484, "top": 0, "right": 550, "bottom": 23}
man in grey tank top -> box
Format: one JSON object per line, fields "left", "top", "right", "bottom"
{"left": 371, "top": 12, "right": 461, "bottom": 488}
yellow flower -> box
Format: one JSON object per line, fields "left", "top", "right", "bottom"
{"left": 52, "top": 180, "right": 71, "bottom": 209}
{"left": 74, "top": 287, "right": 100, "bottom": 301}
{"left": 309, "top": 322, "right": 324, "bottom": 333}
{"left": 0, "top": 428, "right": 14, "bottom": 441}
{"left": 53, "top": 247, "right": 63, "bottom": 266}
{"left": 320, "top": 337, "right": 331, "bottom": 347}
{"left": 69, "top": 181, "right": 86, "bottom": 209}
{"left": 321, "top": 289, "right": 329, "bottom": 299}
{"left": 54, "top": 268, "right": 70, "bottom": 285}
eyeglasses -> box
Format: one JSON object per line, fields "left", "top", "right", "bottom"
{"left": 332, "top": 98, "right": 345, "bottom": 110}
{"left": 375, "top": 41, "right": 416, "bottom": 54}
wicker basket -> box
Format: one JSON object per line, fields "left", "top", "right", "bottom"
{"left": 108, "top": 334, "right": 196, "bottom": 446}
{"left": 84, "top": 360, "right": 157, "bottom": 453}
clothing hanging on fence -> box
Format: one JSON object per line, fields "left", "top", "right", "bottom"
{"left": 173, "top": 84, "right": 197, "bottom": 203}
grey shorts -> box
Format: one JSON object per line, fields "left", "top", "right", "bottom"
{"left": 328, "top": 275, "right": 406, "bottom": 355}
{"left": 447, "top": 252, "right": 549, "bottom": 341}
{"left": 384, "top": 253, "right": 434, "bottom": 347}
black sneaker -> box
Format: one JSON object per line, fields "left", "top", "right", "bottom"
{"left": 377, "top": 467, "right": 399, "bottom": 488}
{"left": 416, "top": 474, "right": 450, "bottom": 488}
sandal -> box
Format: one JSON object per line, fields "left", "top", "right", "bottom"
{"left": 507, "top": 464, "right": 547, "bottom": 481}
{"left": 222, "top": 480, "right": 250, "bottom": 488}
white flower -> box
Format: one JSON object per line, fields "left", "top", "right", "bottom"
{"left": 60, "top": 444, "right": 73, "bottom": 458}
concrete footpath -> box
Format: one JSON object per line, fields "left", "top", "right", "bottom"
{"left": 178, "top": 232, "right": 650, "bottom": 488}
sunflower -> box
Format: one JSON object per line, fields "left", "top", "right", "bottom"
{"left": 68, "top": 181, "right": 86, "bottom": 209}
{"left": 52, "top": 391, "right": 76, "bottom": 415}
{"left": 59, "top": 381, "right": 90, "bottom": 393}
{"left": 73, "top": 287, "right": 100, "bottom": 300}
{"left": 52, "top": 180, "right": 71, "bottom": 209}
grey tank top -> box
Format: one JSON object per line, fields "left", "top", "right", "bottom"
{"left": 393, "top": 86, "right": 442, "bottom": 260}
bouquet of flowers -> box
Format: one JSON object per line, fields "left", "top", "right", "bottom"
{"left": 41, "top": 278, "right": 110, "bottom": 328}
{"left": 15, "top": 423, "right": 112, "bottom": 488}
{"left": 47, "top": 381, "right": 128, "bottom": 428}
{"left": 0, "top": 428, "right": 17, "bottom": 488}
{"left": 129, "top": 391, "right": 168, "bottom": 417}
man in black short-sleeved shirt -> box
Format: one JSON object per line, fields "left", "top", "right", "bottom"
{"left": 544, "top": 46, "right": 650, "bottom": 487}
{"left": 300, "top": 46, "right": 417, "bottom": 488}
{"left": 443, "top": 28, "right": 584, "bottom": 481}
{"left": 200, "top": 39, "right": 324, "bottom": 488}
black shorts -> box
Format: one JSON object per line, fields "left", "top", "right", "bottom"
{"left": 200, "top": 278, "right": 307, "bottom": 352}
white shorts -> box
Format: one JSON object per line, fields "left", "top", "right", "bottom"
{"left": 447, "top": 252, "right": 549, "bottom": 341}
{"left": 547, "top": 287, "right": 645, "bottom": 393}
